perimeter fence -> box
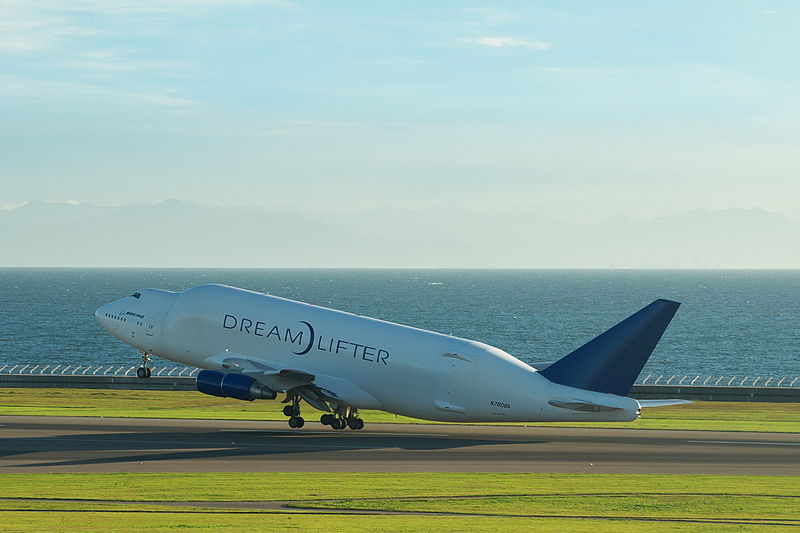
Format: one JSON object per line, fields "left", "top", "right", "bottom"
{"left": 1, "top": 364, "right": 797, "bottom": 388}
{"left": 1, "top": 364, "right": 798, "bottom": 401}
{"left": 0, "top": 364, "right": 198, "bottom": 378}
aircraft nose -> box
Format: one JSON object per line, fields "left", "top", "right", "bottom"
{"left": 95, "top": 302, "right": 116, "bottom": 329}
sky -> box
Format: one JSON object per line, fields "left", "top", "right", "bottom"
{"left": 1, "top": 1, "right": 798, "bottom": 216}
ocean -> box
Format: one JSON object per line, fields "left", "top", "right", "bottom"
{"left": 0, "top": 268, "right": 797, "bottom": 379}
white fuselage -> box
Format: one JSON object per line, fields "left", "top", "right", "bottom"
{"left": 96, "top": 284, "right": 641, "bottom": 422}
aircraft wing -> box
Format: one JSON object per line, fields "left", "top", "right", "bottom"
{"left": 636, "top": 399, "right": 693, "bottom": 408}
{"left": 220, "top": 356, "right": 333, "bottom": 411}
{"left": 218, "top": 356, "right": 384, "bottom": 411}
{"left": 222, "top": 356, "right": 313, "bottom": 383}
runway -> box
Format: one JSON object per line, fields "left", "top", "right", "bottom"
{"left": 1, "top": 416, "right": 799, "bottom": 474}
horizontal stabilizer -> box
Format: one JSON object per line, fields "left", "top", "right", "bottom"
{"left": 548, "top": 399, "right": 624, "bottom": 412}
{"left": 637, "top": 399, "right": 693, "bottom": 408}
{"left": 540, "top": 299, "right": 680, "bottom": 396}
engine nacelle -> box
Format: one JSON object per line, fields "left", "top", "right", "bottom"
{"left": 196, "top": 370, "right": 277, "bottom": 401}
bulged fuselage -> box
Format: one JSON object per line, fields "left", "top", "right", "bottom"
{"left": 97, "top": 284, "right": 642, "bottom": 423}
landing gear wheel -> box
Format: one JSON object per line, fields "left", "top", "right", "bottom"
{"left": 346, "top": 417, "right": 365, "bottom": 430}
{"left": 137, "top": 352, "right": 152, "bottom": 378}
{"left": 284, "top": 395, "right": 304, "bottom": 428}
{"left": 320, "top": 414, "right": 334, "bottom": 426}
{"left": 331, "top": 418, "right": 343, "bottom": 430}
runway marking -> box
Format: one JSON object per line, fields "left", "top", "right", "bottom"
{"left": 359, "top": 431, "right": 449, "bottom": 437}
{"left": 11, "top": 436, "right": 397, "bottom": 450}
{"left": 222, "top": 430, "right": 329, "bottom": 434}
{"left": 688, "top": 440, "right": 800, "bottom": 447}
{"left": 219, "top": 429, "right": 450, "bottom": 437}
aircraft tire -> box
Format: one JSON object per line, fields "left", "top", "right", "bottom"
{"left": 136, "top": 367, "right": 148, "bottom": 379}
{"left": 331, "top": 418, "right": 343, "bottom": 430}
{"left": 295, "top": 417, "right": 305, "bottom": 428}
{"left": 283, "top": 405, "right": 294, "bottom": 417}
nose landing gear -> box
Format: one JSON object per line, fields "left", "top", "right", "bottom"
{"left": 136, "top": 352, "right": 152, "bottom": 379}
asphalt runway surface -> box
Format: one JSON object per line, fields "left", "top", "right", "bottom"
{"left": 1, "top": 416, "right": 799, "bottom": 474}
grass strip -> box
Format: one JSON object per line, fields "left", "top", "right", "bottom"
{"left": 293, "top": 493, "right": 800, "bottom": 522}
{"left": 0, "top": 473, "right": 797, "bottom": 502}
{"left": 0, "top": 510, "right": 765, "bottom": 533}
{"left": 0, "top": 473, "right": 799, "bottom": 532}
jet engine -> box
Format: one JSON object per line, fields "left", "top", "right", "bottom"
{"left": 196, "top": 370, "right": 277, "bottom": 401}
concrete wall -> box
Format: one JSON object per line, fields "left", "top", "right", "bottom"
{"left": 629, "top": 384, "right": 800, "bottom": 403}
{"left": 1, "top": 374, "right": 799, "bottom": 402}
{"left": 0, "top": 374, "right": 196, "bottom": 391}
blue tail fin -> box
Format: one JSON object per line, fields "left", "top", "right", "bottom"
{"left": 539, "top": 299, "right": 680, "bottom": 396}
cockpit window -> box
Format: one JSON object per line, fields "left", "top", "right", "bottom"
{"left": 132, "top": 292, "right": 141, "bottom": 299}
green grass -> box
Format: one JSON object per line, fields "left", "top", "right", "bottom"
{"left": 0, "top": 509, "right": 753, "bottom": 533}
{"left": 297, "top": 493, "right": 799, "bottom": 521}
{"left": 0, "top": 473, "right": 798, "bottom": 532}
{"left": 1, "top": 387, "right": 799, "bottom": 432}
{"left": 2, "top": 472, "right": 798, "bottom": 501}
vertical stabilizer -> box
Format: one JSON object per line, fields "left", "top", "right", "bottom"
{"left": 539, "top": 299, "right": 680, "bottom": 396}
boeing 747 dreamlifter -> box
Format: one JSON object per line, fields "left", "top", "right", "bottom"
{"left": 96, "top": 284, "right": 687, "bottom": 430}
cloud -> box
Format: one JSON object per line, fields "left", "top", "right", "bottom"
{"left": 0, "top": 16, "right": 96, "bottom": 53}
{"left": 63, "top": 50, "right": 193, "bottom": 73}
{"left": 13, "top": 0, "right": 295, "bottom": 15}
{"left": 469, "top": 36, "right": 551, "bottom": 50}
{"left": 0, "top": 74, "right": 199, "bottom": 108}
{"left": 460, "top": 8, "right": 519, "bottom": 24}
{"left": 760, "top": 10, "right": 779, "bottom": 15}
{"left": 0, "top": 1, "right": 293, "bottom": 54}
{"left": 536, "top": 66, "right": 623, "bottom": 80}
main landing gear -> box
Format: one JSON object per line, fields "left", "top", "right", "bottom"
{"left": 136, "top": 352, "right": 152, "bottom": 379}
{"left": 283, "top": 395, "right": 305, "bottom": 428}
{"left": 282, "top": 395, "right": 364, "bottom": 430}
{"left": 320, "top": 407, "right": 364, "bottom": 430}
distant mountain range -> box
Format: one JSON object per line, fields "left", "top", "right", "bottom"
{"left": 1, "top": 200, "right": 798, "bottom": 267}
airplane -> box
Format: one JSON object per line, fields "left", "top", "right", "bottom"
{"left": 96, "top": 283, "right": 689, "bottom": 430}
